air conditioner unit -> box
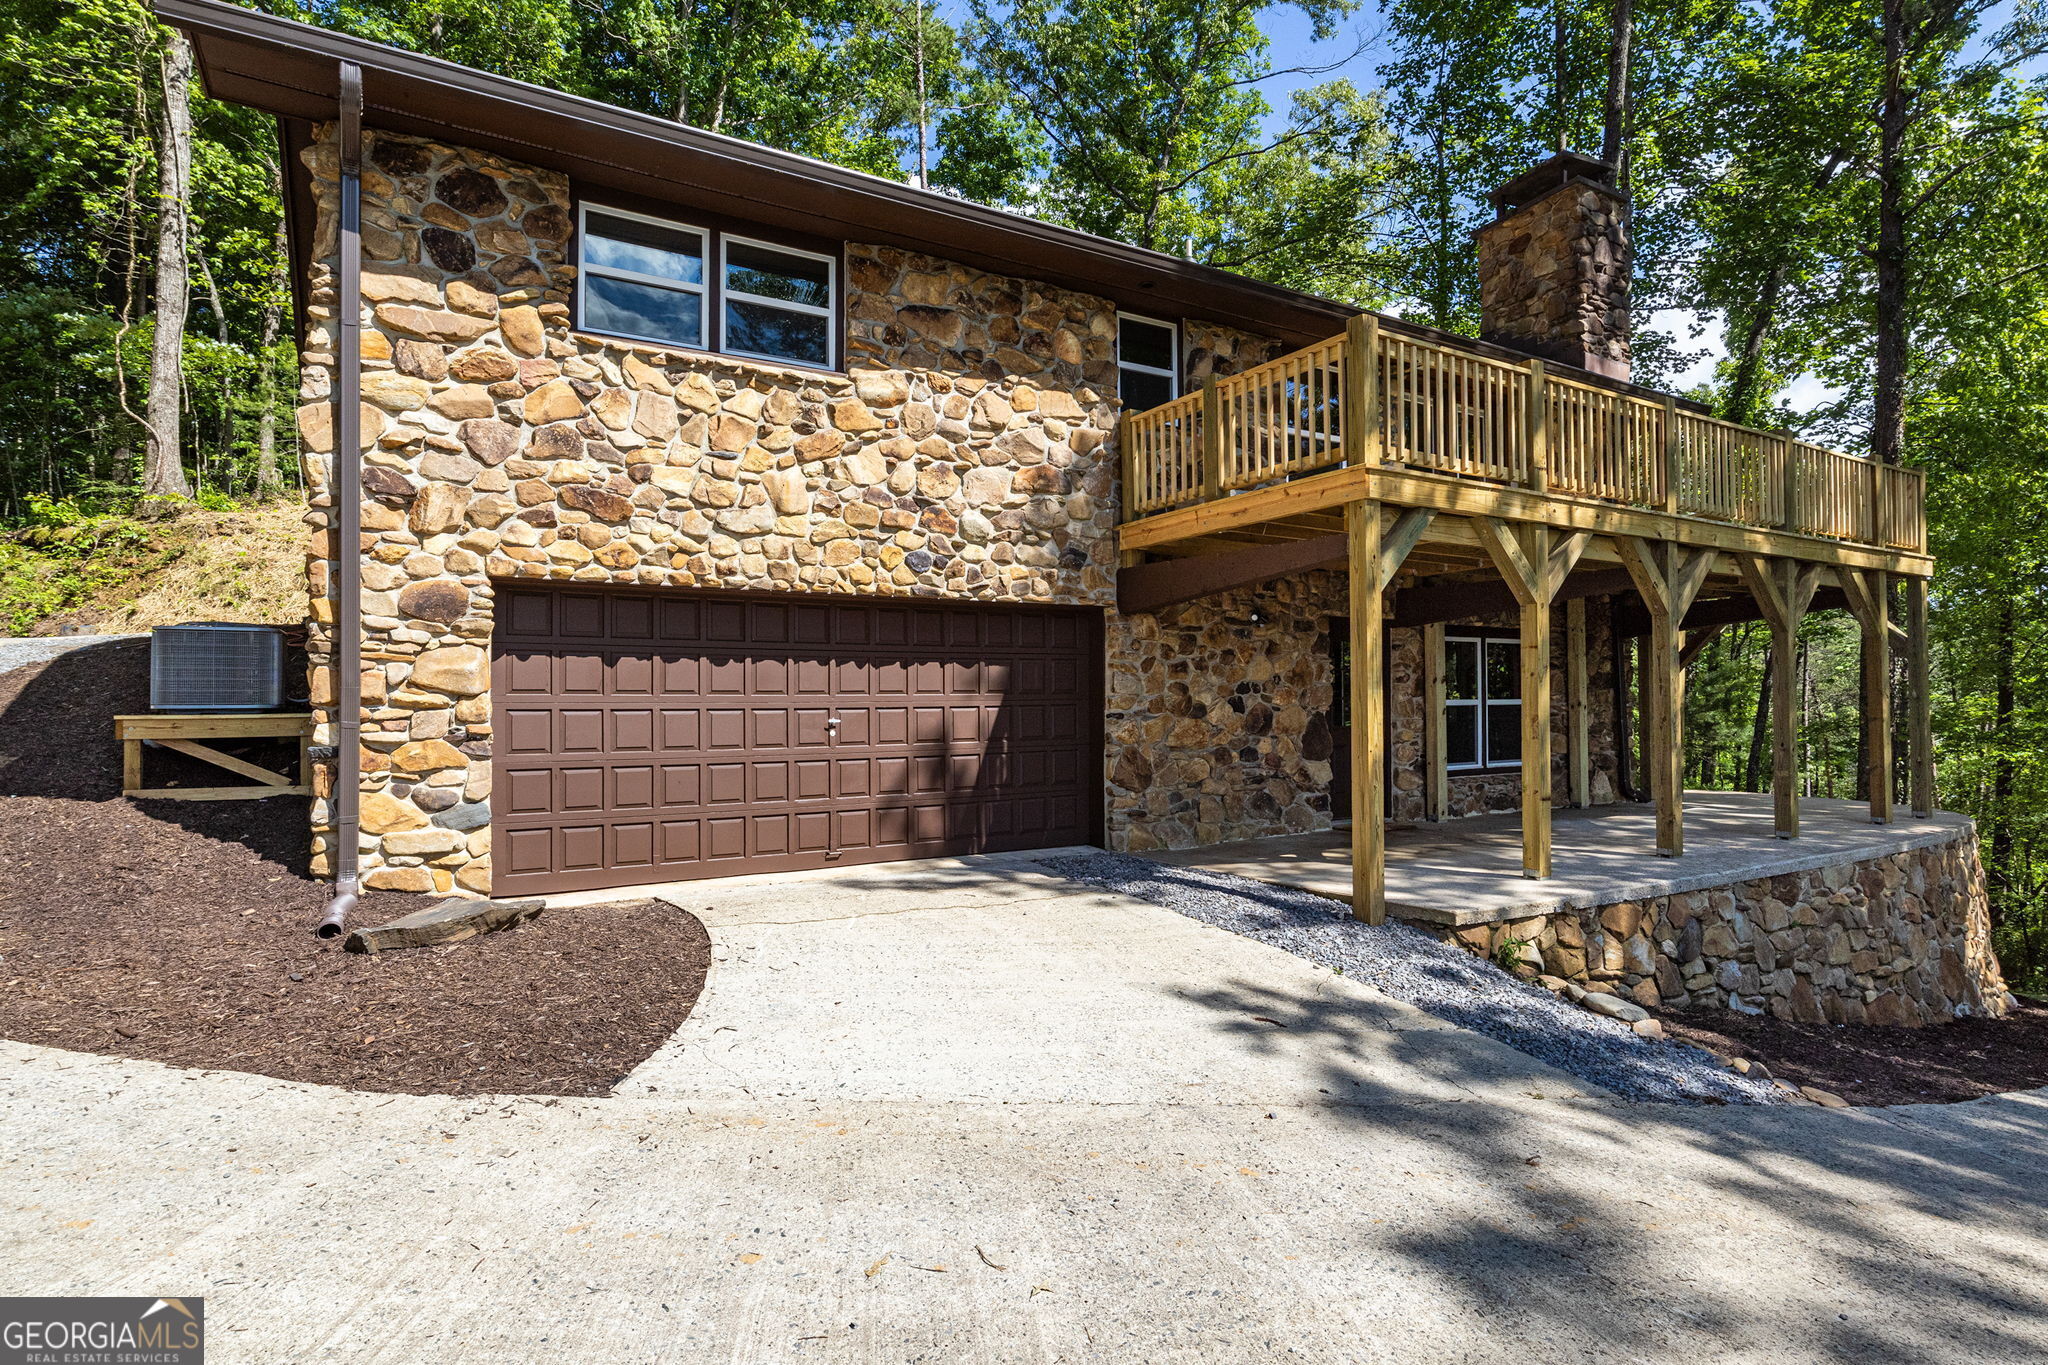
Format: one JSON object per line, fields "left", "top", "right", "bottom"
{"left": 150, "top": 623, "right": 285, "bottom": 712}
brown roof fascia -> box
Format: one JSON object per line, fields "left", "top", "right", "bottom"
{"left": 155, "top": 0, "right": 1704, "bottom": 408}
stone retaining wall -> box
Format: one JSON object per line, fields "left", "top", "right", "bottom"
{"left": 1437, "top": 830, "right": 2010, "bottom": 1025}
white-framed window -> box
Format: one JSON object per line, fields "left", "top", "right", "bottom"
{"left": 576, "top": 203, "right": 709, "bottom": 351}
{"left": 576, "top": 205, "right": 839, "bottom": 370}
{"left": 1444, "top": 634, "right": 1523, "bottom": 770}
{"left": 1117, "top": 313, "right": 1179, "bottom": 413}
{"left": 719, "top": 234, "right": 836, "bottom": 370}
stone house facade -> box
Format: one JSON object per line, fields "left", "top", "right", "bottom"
{"left": 292, "top": 123, "right": 1632, "bottom": 894}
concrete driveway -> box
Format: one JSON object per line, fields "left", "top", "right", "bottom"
{"left": 4, "top": 853, "right": 2047, "bottom": 1362}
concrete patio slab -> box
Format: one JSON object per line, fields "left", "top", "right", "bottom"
{"left": 625, "top": 850, "right": 1603, "bottom": 1107}
{"left": 1145, "top": 791, "right": 1973, "bottom": 925}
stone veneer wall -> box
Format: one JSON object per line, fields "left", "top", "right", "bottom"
{"left": 1106, "top": 572, "right": 1344, "bottom": 850}
{"left": 1388, "top": 599, "right": 1624, "bottom": 822}
{"left": 1106, "top": 579, "right": 1630, "bottom": 851}
{"left": 1475, "top": 181, "right": 1631, "bottom": 379}
{"left": 1439, "top": 831, "right": 2010, "bottom": 1025}
{"left": 296, "top": 126, "right": 1147, "bottom": 893}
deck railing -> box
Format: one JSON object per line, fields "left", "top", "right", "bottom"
{"left": 1119, "top": 322, "right": 1929, "bottom": 553}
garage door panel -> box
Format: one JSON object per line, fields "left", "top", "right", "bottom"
{"left": 561, "top": 824, "right": 604, "bottom": 870}
{"left": 560, "top": 766, "right": 605, "bottom": 812}
{"left": 660, "top": 599, "right": 701, "bottom": 641}
{"left": 503, "top": 708, "right": 553, "bottom": 755}
{"left": 560, "top": 710, "right": 604, "bottom": 752}
{"left": 706, "top": 601, "right": 748, "bottom": 641}
{"left": 504, "top": 650, "right": 552, "bottom": 693}
{"left": 611, "top": 709, "right": 654, "bottom": 752}
{"left": 503, "top": 767, "right": 553, "bottom": 815}
{"left": 611, "top": 594, "right": 655, "bottom": 640}
{"left": 754, "top": 761, "right": 789, "bottom": 802}
{"left": 662, "top": 819, "right": 700, "bottom": 862}
{"left": 492, "top": 589, "right": 1100, "bottom": 895}
{"left": 706, "top": 763, "right": 747, "bottom": 804}
{"left": 662, "top": 764, "right": 699, "bottom": 806}
{"left": 561, "top": 653, "right": 606, "bottom": 694}
{"left": 613, "top": 765, "right": 655, "bottom": 810}
{"left": 706, "top": 817, "right": 747, "bottom": 859}
{"left": 706, "top": 709, "right": 746, "bottom": 749}
{"left": 613, "top": 654, "right": 654, "bottom": 696}
{"left": 797, "top": 760, "right": 834, "bottom": 800}
{"left": 751, "top": 708, "right": 789, "bottom": 749}
{"left": 834, "top": 708, "right": 871, "bottom": 746}
{"left": 659, "top": 656, "right": 701, "bottom": 695}
{"left": 558, "top": 594, "right": 607, "bottom": 638}
{"left": 660, "top": 709, "right": 700, "bottom": 750}
{"left": 613, "top": 821, "right": 655, "bottom": 869}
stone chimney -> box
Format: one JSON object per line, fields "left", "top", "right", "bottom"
{"left": 1474, "top": 151, "right": 1631, "bottom": 382}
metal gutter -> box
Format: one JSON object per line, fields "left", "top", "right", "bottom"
{"left": 316, "top": 60, "right": 363, "bottom": 939}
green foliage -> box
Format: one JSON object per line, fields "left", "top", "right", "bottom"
{"left": 0, "top": 503, "right": 157, "bottom": 634}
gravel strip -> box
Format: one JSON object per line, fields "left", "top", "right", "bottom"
{"left": 0, "top": 634, "right": 139, "bottom": 676}
{"left": 1039, "top": 852, "right": 1786, "bottom": 1105}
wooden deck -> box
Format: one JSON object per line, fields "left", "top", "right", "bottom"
{"left": 1115, "top": 317, "right": 1934, "bottom": 924}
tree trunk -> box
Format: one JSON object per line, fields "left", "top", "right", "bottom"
{"left": 1872, "top": 0, "right": 1910, "bottom": 467}
{"left": 256, "top": 163, "right": 287, "bottom": 498}
{"left": 1989, "top": 599, "right": 2016, "bottom": 916}
{"left": 1553, "top": 0, "right": 1571, "bottom": 150}
{"left": 1599, "top": 0, "right": 1633, "bottom": 179}
{"left": 1745, "top": 645, "right": 1772, "bottom": 792}
{"left": 143, "top": 29, "right": 194, "bottom": 499}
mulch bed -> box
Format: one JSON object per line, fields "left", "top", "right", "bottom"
{"left": 0, "top": 638, "right": 710, "bottom": 1097}
{"left": 1660, "top": 1002, "right": 2048, "bottom": 1106}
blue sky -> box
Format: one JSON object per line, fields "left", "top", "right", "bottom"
{"left": 939, "top": 0, "right": 2042, "bottom": 402}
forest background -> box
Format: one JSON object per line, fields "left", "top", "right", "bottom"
{"left": 4, "top": 0, "right": 2047, "bottom": 985}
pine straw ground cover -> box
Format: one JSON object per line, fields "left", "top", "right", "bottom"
{"left": 0, "top": 638, "right": 709, "bottom": 1097}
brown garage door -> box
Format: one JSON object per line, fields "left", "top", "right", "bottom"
{"left": 490, "top": 585, "right": 1102, "bottom": 896}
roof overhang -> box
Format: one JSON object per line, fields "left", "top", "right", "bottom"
{"left": 153, "top": 0, "right": 1358, "bottom": 345}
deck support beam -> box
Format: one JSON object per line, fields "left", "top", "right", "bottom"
{"left": 1566, "top": 598, "right": 1590, "bottom": 808}
{"left": 1346, "top": 501, "right": 1432, "bottom": 920}
{"left": 1737, "top": 556, "right": 1822, "bottom": 838}
{"left": 1616, "top": 538, "right": 1712, "bottom": 856}
{"left": 1839, "top": 568, "right": 1895, "bottom": 823}
{"left": 1347, "top": 501, "right": 1387, "bottom": 923}
{"left": 1422, "top": 622, "right": 1448, "bottom": 822}
{"left": 1907, "top": 576, "right": 1934, "bottom": 817}
{"left": 1474, "top": 519, "right": 1588, "bottom": 878}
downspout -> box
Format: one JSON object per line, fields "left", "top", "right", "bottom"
{"left": 317, "top": 62, "right": 365, "bottom": 939}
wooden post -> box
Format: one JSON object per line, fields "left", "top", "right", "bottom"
{"left": 1423, "top": 621, "right": 1448, "bottom": 822}
{"left": 1473, "top": 519, "right": 1587, "bottom": 879}
{"left": 1616, "top": 539, "right": 1710, "bottom": 857}
{"left": 1115, "top": 414, "right": 1142, "bottom": 567}
{"left": 1737, "top": 555, "right": 1819, "bottom": 839}
{"left": 1566, "top": 597, "right": 1590, "bottom": 808}
{"left": 1662, "top": 395, "right": 1682, "bottom": 516}
{"left": 1200, "top": 381, "right": 1224, "bottom": 502}
{"left": 1347, "top": 500, "right": 1386, "bottom": 922}
{"left": 1908, "top": 575, "right": 1934, "bottom": 817}
{"left": 1342, "top": 313, "right": 1382, "bottom": 470}
{"left": 1872, "top": 461, "right": 1890, "bottom": 551}
{"left": 1864, "top": 572, "right": 1894, "bottom": 823}
{"left": 1838, "top": 568, "right": 1895, "bottom": 824}
{"left": 1526, "top": 358, "right": 1549, "bottom": 494}
{"left": 1776, "top": 433, "right": 1798, "bottom": 531}
{"left": 1520, "top": 583, "right": 1555, "bottom": 877}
